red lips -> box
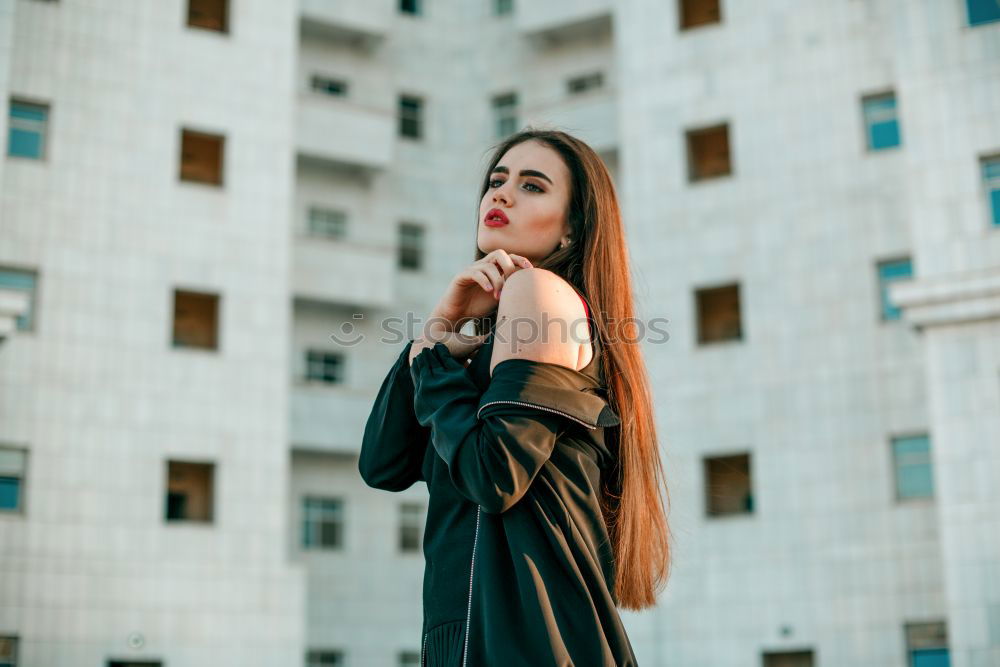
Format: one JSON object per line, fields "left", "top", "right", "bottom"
{"left": 484, "top": 208, "right": 509, "bottom": 225}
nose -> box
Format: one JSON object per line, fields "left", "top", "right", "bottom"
{"left": 493, "top": 181, "right": 512, "bottom": 205}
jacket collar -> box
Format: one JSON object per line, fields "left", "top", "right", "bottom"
{"left": 476, "top": 358, "right": 621, "bottom": 430}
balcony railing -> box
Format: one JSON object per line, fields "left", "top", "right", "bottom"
{"left": 292, "top": 235, "right": 396, "bottom": 308}
{"left": 296, "top": 94, "right": 395, "bottom": 171}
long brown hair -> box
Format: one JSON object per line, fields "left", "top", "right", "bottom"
{"left": 472, "top": 128, "right": 672, "bottom": 610}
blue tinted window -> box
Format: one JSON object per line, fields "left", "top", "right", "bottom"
{"left": 0, "top": 477, "right": 20, "bottom": 510}
{"left": 983, "top": 157, "right": 1000, "bottom": 227}
{"left": 0, "top": 268, "right": 37, "bottom": 330}
{"left": 967, "top": 0, "right": 1000, "bottom": 26}
{"left": 7, "top": 100, "right": 48, "bottom": 159}
{"left": 302, "top": 497, "right": 342, "bottom": 548}
{"left": 399, "top": 0, "right": 421, "bottom": 15}
{"left": 877, "top": 258, "right": 912, "bottom": 320}
{"left": 893, "top": 434, "right": 934, "bottom": 500}
{"left": 913, "top": 647, "right": 950, "bottom": 667}
{"left": 863, "top": 94, "right": 901, "bottom": 151}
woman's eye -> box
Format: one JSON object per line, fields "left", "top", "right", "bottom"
{"left": 488, "top": 178, "right": 543, "bottom": 193}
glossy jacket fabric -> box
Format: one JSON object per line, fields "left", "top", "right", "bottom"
{"left": 359, "top": 321, "right": 639, "bottom": 666}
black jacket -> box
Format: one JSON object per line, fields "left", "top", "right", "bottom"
{"left": 359, "top": 332, "right": 639, "bottom": 667}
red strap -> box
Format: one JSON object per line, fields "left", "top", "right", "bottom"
{"left": 577, "top": 291, "right": 590, "bottom": 319}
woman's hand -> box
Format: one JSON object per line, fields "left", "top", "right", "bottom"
{"left": 429, "top": 249, "right": 533, "bottom": 329}
{"left": 408, "top": 326, "right": 488, "bottom": 367}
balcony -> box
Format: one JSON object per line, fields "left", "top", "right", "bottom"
{"left": 299, "top": 0, "right": 391, "bottom": 49}
{"left": 526, "top": 91, "right": 617, "bottom": 153}
{"left": 292, "top": 236, "right": 396, "bottom": 308}
{"left": 291, "top": 386, "right": 374, "bottom": 454}
{"left": 516, "top": 0, "right": 612, "bottom": 43}
{"left": 296, "top": 94, "right": 394, "bottom": 172}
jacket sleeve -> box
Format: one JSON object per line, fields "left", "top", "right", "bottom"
{"left": 409, "top": 341, "right": 621, "bottom": 514}
{"left": 358, "top": 339, "right": 431, "bottom": 492}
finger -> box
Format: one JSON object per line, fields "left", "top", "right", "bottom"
{"left": 508, "top": 253, "right": 533, "bottom": 269}
{"left": 466, "top": 269, "right": 493, "bottom": 293}
{"left": 486, "top": 249, "right": 519, "bottom": 277}
{"left": 478, "top": 264, "right": 504, "bottom": 297}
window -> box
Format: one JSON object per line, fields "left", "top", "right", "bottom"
{"left": 695, "top": 283, "right": 741, "bottom": 344}
{"left": 165, "top": 461, "right": 215, "bottom": 523}
{"left": 399, "top": 502, "right": 423, "bottom": 552}
{"left": 172, "top": 289, "right": 220, "bottom": 350}
{"left": 305, "top": 349, "right": 344, "bottom": 384}
{"left": 179, "top": 128, "right": 224, "bottom": 186}
{"left": 0, "top": 267, "right": 38, "bottom": 332}
{"left": 494, "top": 0, "right": 514, "bottom": 16}
{"left": 892, "top": 434, "right": 934, "bottom": 500}
{"left": 308, "top": 207, "right": 348, "bottom": 239}
{"left": 107, "top": 662, "right": 163, "bottom": 667}
{"left": 306, "top": 650, "right": 343, "bottom": 667}
{"left": 679, "top": 0, "right": 721, "bottom": 30}
{"left": 862, "top": 92, "right": 902, "bottom": 151}
{"left": 762, "top": 650, "right": 814, "bottom": 667}
{"left": 310, "top": 75, "right": 348, "bottom": 97}
{"left": 966, "top": 0, "right": 1000, "bottom": 26}
{"left": 7, "top": 99, "right": 49, "bottom": 160}
{"left": 187, "top": 0, "right": 228, "bottom": 32}
{"left": 904, "top": 621, "right": 949, "bottom": 667}
{"left": 398, "top": 651, "right": 421, "bottom": 666}
{"left": 704, "top": 453, "right": 753, "bottom": 516}
{"left": 0, "top": 447, "right": 27, "bottom": 513}
{"left": 491, "top": 92, "right": 518, "bottom": 139}
{"left": 876, "top": 257, "right": 912, "bottom": 321}
{"left": 398, "top": 222, "right": 425, "bottom": 271}
{"left": 981, "top": 154, "right": 1000, "bottom": 227}
{"left": 567, "top": 72, "right": 604, "bottom": 95}
{"left": 686, "top": 123, "right": 732, "bottom": 181}
{"left": 399, "top": 95, "right": 424, "bottom": 140}
{"left": 399, "top": 0, "right": 421, "bottom": 15}
{"left": 0, "top": 637, "right": 18, "bottom": 667}
{"left": 302, "top": 497, "right": 343, "bottom": 549}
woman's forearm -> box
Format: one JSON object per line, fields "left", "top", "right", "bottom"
{"left": 409, "top": 318, "right": 454, "bottom": 366}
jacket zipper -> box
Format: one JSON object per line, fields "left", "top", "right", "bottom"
{"left": 421, "top": 629, "right": 427, "bottom": 666}
{"left": 477, "top": 399, "right": 597, "bottom": 430}
{"left": 462, "top": 505, "right": 481, "bottom": 667}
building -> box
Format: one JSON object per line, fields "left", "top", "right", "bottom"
{"left": 2, "top": 0, "right": 999, "bottom": 665}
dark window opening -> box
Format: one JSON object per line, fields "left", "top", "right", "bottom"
{"left": 686, "top": 123, "right": 732, "bottom": 181}
{"left": 179, "top": 128, "right": 224, "bottom": 186}
{"left": 165, "top": 460, "right": 215, "bottom": 523}
{"left": 704, "top": 453, "right": 753, "bottom": 516}
{"left": 761, "top": 650, "right": 814, "bottom": 667}
{"left": 696, "top": 283, "right": 742, "bottom": 344}
{"left": 187, "top": 0, "right": 228, "bottom": 32}
{"left": 679, "top": 0, "right": 721, "bottom": 30}
{"left": 172, "top": 289, "right": 220, "bottom": 350}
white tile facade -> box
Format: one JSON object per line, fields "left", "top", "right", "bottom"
{"left": 1, "top": 0, "right": 998, "bottom": 665}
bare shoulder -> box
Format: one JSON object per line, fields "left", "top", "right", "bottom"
{"left": 489, "top": 268, "right": 591, "bottom": 376}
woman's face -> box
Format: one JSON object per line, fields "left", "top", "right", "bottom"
{"left": 478, "top": 139, "right": 572, "bottom": 265}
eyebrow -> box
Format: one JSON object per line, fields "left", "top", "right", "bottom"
{"left": 491, "top": 165, "right": 554, "bottom": 185}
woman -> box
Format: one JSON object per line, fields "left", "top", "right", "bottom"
{"left": 359, "top": 128, "right": 672, "bottom": 666}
